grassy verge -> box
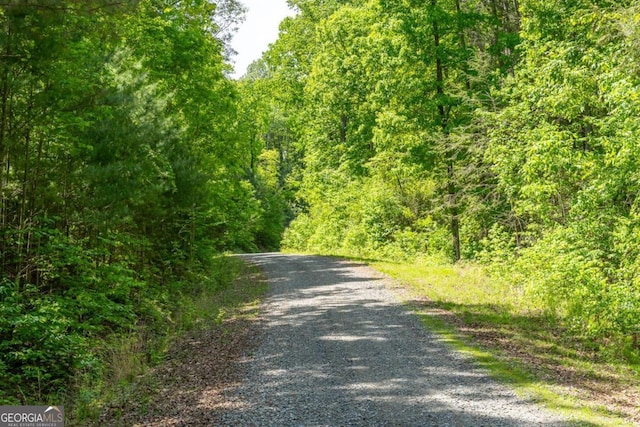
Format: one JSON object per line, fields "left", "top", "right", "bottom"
{"left": 368, "top": 256, "right": 639, "bottom": 427}
{"left": 67, "top": 255, "right": 267, "bottom": 426}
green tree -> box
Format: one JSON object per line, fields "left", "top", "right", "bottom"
{"left": 0, "top": 0, "right": 269, "bottom": 404}
{"left": 486, "top": 0, "right": 640, "bottom": 342}
{"left": 278, "top": 0, "right": 520, "bottom": 260}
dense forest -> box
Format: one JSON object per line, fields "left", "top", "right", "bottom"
{"left": 256, "top": 0, "right": 640, "bottom": 362}
{"left": 1, "top": 0, "right": 639, "bottom": 416}
{"left": 0, "top": 0, "right": 285, "bottom": 410}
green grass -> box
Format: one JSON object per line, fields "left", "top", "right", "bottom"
{"left": 368, "top": 255, "right": 639, "bottom": 427}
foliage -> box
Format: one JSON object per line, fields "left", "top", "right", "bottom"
{"left": 483, "top": 0, "right": 640, "bottom": 355}
{"left": 68, "top": 255, "right": 257, "bottom": 424}
{"left": 0, "top": 0, "right": 277, "bottom": 407}
{"left": 282, "top": 174, "right": 448, "bottom": 260}
{"left": 261, "top": 0, "right": 640, "bottom": 364}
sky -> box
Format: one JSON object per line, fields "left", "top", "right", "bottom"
{"left": 230, "top": 0, "right": 296, "bottom": 79}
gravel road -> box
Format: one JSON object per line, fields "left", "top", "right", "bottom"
{"left": 221, "top": 253, "right": 568, "bottom": 426}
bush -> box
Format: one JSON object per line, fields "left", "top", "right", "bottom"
{"left": 504, "top": 224, "right": 640, "bottom": 358}
{"left": 0, "top": 282, "right": 93, "bottom": 403}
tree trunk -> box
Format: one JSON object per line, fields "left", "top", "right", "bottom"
{"left": 340, "top": 114, "right": 347, "bottom": 143}
{"left": 0, "top": 26, "right": 11, "bottom": 272}
{"left": 455, "top": 0, "right": 471, "bottom": 91}
{"left": 432, "top": 0, "right": 461, "bottom": 261}
{"left": 448, "top": 161, "right": 461, "bottom": 261}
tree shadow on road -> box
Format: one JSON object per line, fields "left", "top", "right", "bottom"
{"left": 215, "top": 253, "right": 579, "bottom": 426}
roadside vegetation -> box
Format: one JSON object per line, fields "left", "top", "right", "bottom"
{"left": 371, "top": 256, "right": 640, "bottom": 426}
{"left": 0, "top": 0, "right": 281, "bottom": 412}
{"left": 78, "top": 259, "right": 267, "bottom": 426}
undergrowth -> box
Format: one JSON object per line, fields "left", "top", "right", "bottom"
{"left": 61, "top": 255, "right": 257, "bottom": 425}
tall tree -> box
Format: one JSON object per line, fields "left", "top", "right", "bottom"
{"left": 0, "top": 0, "right": 266, "bottom": 404}
{"left": 485, "top": 0, "right": 640, "bottom": 337}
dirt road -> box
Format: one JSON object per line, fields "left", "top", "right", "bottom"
{"left": 220, "top": 253, "right": 567, "bottom": 426}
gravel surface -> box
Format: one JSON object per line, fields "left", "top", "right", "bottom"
{"left": 221, "top": 253, "right": 568, "bottom": 426}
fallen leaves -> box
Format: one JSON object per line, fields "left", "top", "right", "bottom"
{"left": 95, "top": 264, "right": 267, "bottom": 426}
